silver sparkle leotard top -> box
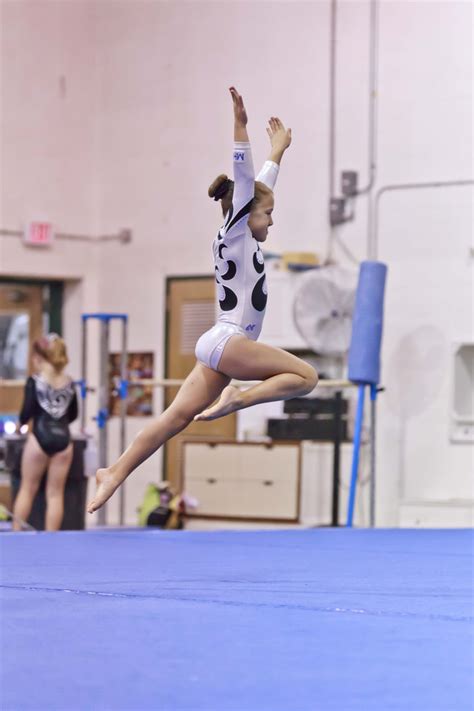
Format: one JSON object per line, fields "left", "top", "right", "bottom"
{"left": 213, "top": 142, "right": 279, "bottom": 341}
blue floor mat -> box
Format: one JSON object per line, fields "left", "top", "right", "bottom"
{"left": 1, "top": 528, "right": 473, "bottom": 711}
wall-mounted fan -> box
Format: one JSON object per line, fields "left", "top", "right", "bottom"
{"left": 293, "top": 265, "right": 358, "bottom": 356}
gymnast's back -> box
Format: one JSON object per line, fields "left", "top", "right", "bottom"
{"left": 19, "top": 374, "right": 78, "bottom": 456}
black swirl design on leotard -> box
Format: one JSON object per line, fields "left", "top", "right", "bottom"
{"left": 219, "top": 285, "right": 238, "bottom": 311}
{"left": 223, "top": 205, "right": 234, "bottom": 231}
{"left": 251, "top": 274, "right": 267, "bottom": 312}
{"left": 253, "top": 248, "right": 264, "bottom": 274}
{"left": 225, "top": 199, "right": 252, "bottom": 233}
{"left": 215, "top": 242, "right": 239, "bottom": 310}
{"left": 221, "top": 260, "right": 236, "bottom": 281}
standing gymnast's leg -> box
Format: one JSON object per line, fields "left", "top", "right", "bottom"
{"left": 12, "top": 435, "right": 48, "bottom": 531}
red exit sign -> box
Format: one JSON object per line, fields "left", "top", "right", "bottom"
{"left": 23, "top": 221, "right": 54, "bottom": 247}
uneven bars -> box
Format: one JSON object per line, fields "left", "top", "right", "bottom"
{"left": 1, "top": 378, "right": 358, "bottom": 389}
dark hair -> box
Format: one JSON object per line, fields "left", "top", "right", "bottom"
{"left": 208, "top": 174, "right": 273, "bottom": 217}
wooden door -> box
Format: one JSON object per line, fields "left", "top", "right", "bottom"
{"left": 164, "top": 277, "right": 236, "bottom": 489}
{"left": 0, "top": 284, "right": 43, "bottom": 417}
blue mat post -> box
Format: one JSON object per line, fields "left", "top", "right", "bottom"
{"left": 346, "top": 261, "right": 387, "bottom": 527}
{"left": 346, "top": 384, "right": 365, "bottom": 527}
{"left": 369, "top": 383, "right": 378, "bottom": 526}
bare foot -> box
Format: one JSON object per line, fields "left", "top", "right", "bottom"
{"left": 87, "top": 468, "right": 122, "bottom": 514}
{"left": 194, "top": 385, "right": 243, "bottom": 421}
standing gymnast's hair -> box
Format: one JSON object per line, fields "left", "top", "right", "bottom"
{"left": 87, "top": 87, "right": 317, "bottom": 515}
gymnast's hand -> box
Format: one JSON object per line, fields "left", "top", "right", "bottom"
{"left": 267, "top": 117, "right": 292, "bottom": 165}
{"left": 229, "top": 86, "right": 248, "bottom": 127}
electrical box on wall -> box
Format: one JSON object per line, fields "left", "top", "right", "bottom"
{"left": 451, "top": 343, "right": 474, "bottom": 442}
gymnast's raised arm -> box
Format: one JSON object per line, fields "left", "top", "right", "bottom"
{"left": 223, "top": 87, "right": 255, "bottom": 235}
{"left": 257, "top": 117, "right": 292, "bottom": 190}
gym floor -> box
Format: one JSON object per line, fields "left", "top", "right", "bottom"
{"left": 1, "top": 528, "right": 472, "bottom": 710}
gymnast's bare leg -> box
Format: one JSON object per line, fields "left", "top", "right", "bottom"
{"left": 87, "top": 364, "right": 230, "bottom": 513}
{"left": 88, "top": 87, "right": 318, "bottom": 515}
{"left": 195, "top": 336, "right": 318, "bottom": 421}
{"left": 88, "top": 341, "right": 317, "bottom": 514}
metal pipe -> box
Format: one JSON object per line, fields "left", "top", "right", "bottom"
{"left": 324, "top": 0, "right": 338, "bottom": 263}
{"left": 346, "top": 384, "right": 366, "bottom": 527}
{"left": 119, "top": 318, "right": 128, "bottom": 526}
{"left": 331, "top": 391, "right": 342, "bottom": 526}
{"left": 370, "top": 179, "right": 474, "bottom": 259}
{"left": 0, "top": 228, "right": 131, "bottom": 244}
{"left": 0, "top": 377, "right": 361, "bottom": 390}
{"left": 97, "top": 319, "right": 110, "bottom": 526}
{"left": 369, "top": 384, "right": 377, "bottom": 527}
{"left": 329, "top": 0, "right": 337, "bottom": 200}
{"left": 357, "top": 0, "right": 379, "bottom": 195}
{"left": 81, "top": 318, "right": 87, "bottom": 431}
{"left": 126, "top": 378, "right": 360, "bottom": 389}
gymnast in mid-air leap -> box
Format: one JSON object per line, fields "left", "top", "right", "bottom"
{"left": 88, "top": 86, "right": 318, "bottom": 514}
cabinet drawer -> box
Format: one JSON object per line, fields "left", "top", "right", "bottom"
{"left": 182, "top": 441, "right": 300, "bottom": 521}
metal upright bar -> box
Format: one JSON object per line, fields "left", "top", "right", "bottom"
{"left": 118, "top": 317, "right": 128, "bottom": 526}
{"left": 346, "top": 384, "right": 366, "bottom": 527}
{"left": 97, "top": 318, "right": 110, "bottom": 526}
{"left": 331, "top": 391, "right": 343, "bottom": 526}
{"left": 369, "top": 385, "right": 377, "bottom": 527}
{"left": 80, "top": 318, "right": 87, "bottom": 430}
{"left": 81, "top": 313, "right": 130, "bottom": 527}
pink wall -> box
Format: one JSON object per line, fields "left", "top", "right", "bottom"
{"left": 1, "top": 0, "right": 472, "bottom": 524}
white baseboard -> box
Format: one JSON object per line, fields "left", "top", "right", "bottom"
{"left": 399, "top": 500, "right": 474, "bottom": 528}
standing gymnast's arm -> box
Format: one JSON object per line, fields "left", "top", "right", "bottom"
{"left": 67, "top": 386, "right": 79, "bottom": 423}
{"left": 257, "top": 117, "right": 292, "bottom": 190}
{"left": 18, "top": 376, "right": 36, "bottom": 426}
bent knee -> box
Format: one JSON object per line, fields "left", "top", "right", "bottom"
{"left": 299, "top": 365, "right": 319, "bottom": 394}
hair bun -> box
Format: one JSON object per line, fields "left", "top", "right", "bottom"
{"left": 208, "top": 174, "right": 232, "bottom": 201}
{"left": 213, "top": 178, "right": 230, "bottom": 201}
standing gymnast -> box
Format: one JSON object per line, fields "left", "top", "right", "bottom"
{"left": 88, "top": 87, "right": 318, "bottom": 514}
{"left": 13, "top": 334, "right": 78, "bottom": 531}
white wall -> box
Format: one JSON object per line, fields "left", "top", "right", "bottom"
{"left": 91, "top": 0, "right": 333, "bottom": 524}
{"left": 0, "top": 0, "right": 102, "bottom": 376}
{"left": 1, "top": 0, "right": 105, "bottom": 526}
{"left": 1, "top": 0, "right": 472, "bottom": 526}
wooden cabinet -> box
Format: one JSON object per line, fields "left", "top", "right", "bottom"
{"left": 182, "top": 439, "right": 367, "bottom": 527}
{"left": 182, "top": 440, "right": 300, "bottom": 522}
{"left": 164, "top": 277, "right": 236, "bottom": 490}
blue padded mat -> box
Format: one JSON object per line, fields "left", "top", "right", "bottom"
{"left": 1, "top": 528, "right": 473, "bottom": 711}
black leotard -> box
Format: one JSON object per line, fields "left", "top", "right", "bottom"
{"left": 19, "top": 375, "right": 78, "bottom": 456}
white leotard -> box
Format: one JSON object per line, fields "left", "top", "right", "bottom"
{"left": 213, "top": 142, "right": 279, "bottom": 341}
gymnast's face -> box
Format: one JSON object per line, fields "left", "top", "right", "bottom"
{"left": 248, "top": 194, "right": 274, "bottom": 242}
